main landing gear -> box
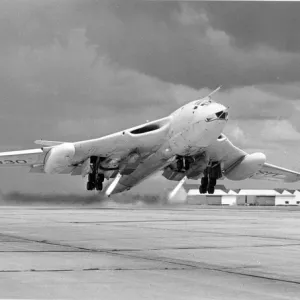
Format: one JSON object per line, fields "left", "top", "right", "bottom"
{"left": 199, "top": 162, "right": 222, "bottom": 195}
{"left": 176, "top": 156, "right": 193, "bottom": 172}
{"left": 86, "top": 157, "right": 105, "bottom": 191}
{"left": 199, "top": 176, "right": 216, "bottom": 194}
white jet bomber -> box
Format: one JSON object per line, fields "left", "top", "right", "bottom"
{"left": 1, "top": 87, "right": 300, "bottom": 198}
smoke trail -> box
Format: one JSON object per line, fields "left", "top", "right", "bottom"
{"left": 0, "top": 191, "right": 107, "bottom": 206}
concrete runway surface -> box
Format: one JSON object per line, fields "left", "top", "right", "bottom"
{"left": 0, "top": 204, "right": 300, "bottom": 299}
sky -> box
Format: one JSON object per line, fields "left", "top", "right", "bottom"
{"left": 0, "top": 0, "right": 300, "bottom": 194}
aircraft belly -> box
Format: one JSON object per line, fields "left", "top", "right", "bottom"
{"left": 111, "top": 149, "right": 173, "bottom": 194}
{"left": 168, "top": 121, "right": 209, "bottom": 156}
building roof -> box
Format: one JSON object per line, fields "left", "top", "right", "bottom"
{"left": 185, "top": 183, "right": 300, "bottom": 196}
{"left": 187, "top": 188, "right": 297, "bottom": 196}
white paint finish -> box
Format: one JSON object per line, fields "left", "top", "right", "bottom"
{"left": 73, "top": 116, "right": 172, "bottom": 161}
{"left": 0, "top": 148, "right": 44, "bottom": 166}
{"left": 225, "top": 153, "right": 266, "bottom": 181}
{"left": 222, "top": 195, "right": 237, "bottom": 205}
{"left": 44, "top": 143, "right": 75, "bottom": 174}
{"left": 275, "top": 195, "right": 295, "bottom": 206}
{"left": 293, "top": 192, "right": 300, "bottom": 205}
{"left": 205, "top": 134, "right": 246, "bottom": 167}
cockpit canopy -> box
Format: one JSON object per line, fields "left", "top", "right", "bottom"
{"left": 215, "top": 110, "right": 228, "bottom": 120}
{"left": 205, "top": 110, "right": 228, "bottom": 122}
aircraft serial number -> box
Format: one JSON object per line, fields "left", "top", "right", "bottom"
{"left": 0, "top": 160, "right": 28, "bottom": 164}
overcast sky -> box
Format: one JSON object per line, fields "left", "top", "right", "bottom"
{"left": 0, "top": 0, "right": 300, "bottom": 193}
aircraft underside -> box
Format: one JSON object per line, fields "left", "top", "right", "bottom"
{"left": 162, "top": 155, "right": 223, "bottom": 194}
{"left": 85, "top": 152, "right": 223, "bottom": 195}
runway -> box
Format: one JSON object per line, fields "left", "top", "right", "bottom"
{"left": 0, "top": 204, "right": 299, "bottom": 299}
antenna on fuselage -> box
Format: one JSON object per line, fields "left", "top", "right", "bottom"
{"left": 207, "top": 86, "right": 222, "bottom": 100}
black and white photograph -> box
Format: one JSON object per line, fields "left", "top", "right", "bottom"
{"left": 0, "top": 0, "right": 299, "bottom": 299}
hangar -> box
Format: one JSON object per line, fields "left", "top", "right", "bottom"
{"left": 186, "top": 184, "right": 237, "bottom": 205}
{"left": 185, "top": 184, "right": 300, "bottom": 206}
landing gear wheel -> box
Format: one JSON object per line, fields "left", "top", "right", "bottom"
{"left": 209, "top": 178, "right": 217, "bottom": 188}
{"left": 199, "top": 185, "right": 207, "bottom": 194}
{"left": 199, "top": 177, "right": 208, "bottom": 194}
{"left": 201, "top": 177, "right": 208, "bottom": 187}
{"left": 97, "top": 173, "right": 104, "bottom": 182}
{"left": 207, "top": 186, "right": 215, "bottom": 194}
{"left": 207, "top": 178, "right": 217, "bottom": 194}
{"left": 88, "top": 173, "right": 96, "bottom": 183}
{"left": 95, "top": 182, "right": 103, "bottom": 191}
{"left": 95, "top": 173, "right": 104, "bottom": 191}
{"left": 177, "top": 159, "right": 184, "bottom": 171}
{"left": 87, "top": 181, "right": 95, "bottom": 191}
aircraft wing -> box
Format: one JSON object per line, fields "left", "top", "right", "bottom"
{"left": 0, "top": 116, "right": 172, "bottom": 179}
{"left": 0, "top": 149, "right": 45, "bottom": 167}
{"left": 249, "top": 163, "right": 300, "bottom": 182}
{"left": 206, "top": 134, "right": 300, "bottom": 183}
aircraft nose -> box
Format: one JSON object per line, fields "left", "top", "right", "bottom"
{"left": 205, "top": 105, "right": 229, "bottom": 122}
{"left": 215, "top": 108, "right": 229, "bottom": 120}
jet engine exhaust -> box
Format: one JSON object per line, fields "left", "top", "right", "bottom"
{"left": 168, "top": 176, "right": 187, "bottom": 202}
{"left": 105, "top": 172, "right": 122, "bottom": 197}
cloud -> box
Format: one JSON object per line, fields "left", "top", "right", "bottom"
{"left": 80, "top": 2, "right": 300, "bottom": 89}
{"left": 260, "top": 120, "right": 300, "bottom": 142}
{"left": 200, "top": 2, "right": 300, "bottom": 53}
{"left": 215, "top": 86, "right": 296, "bottom": 121}
{"left": 225, "top": 124, "right": 246, "bottom": 145}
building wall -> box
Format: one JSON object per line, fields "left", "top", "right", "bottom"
{"left": 236, "top": 195, "right": 246, "bottom": 206}
{"left": 186, "top": 195, "right": 206, "bottom": 205}
{"left": 221, "top": 195, "right": 236, "bottom": 206}
{"left": 275, "top": 195, "right": 295, "bottom": 206}
{"left": 245, "top": 195, "right": 256, "bottom": 205}
{"left": 206, "top": 196, "right": 222, "bottom": 205}
{"left": 186, "top": 189, "right": 300, "bottom": 206}
{"left": 255, "top": 196, "right": 275, "bottom": 206}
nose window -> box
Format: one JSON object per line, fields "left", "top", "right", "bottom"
{"left": 205, "top": 110, "right": 228, "bottom": 122}
{"left": 215, "top": 111, "right": 228, "bottom": 120}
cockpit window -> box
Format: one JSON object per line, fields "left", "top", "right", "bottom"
{"left": 215, "top": 111, "right": 228, "bottom": 120}
{"left": 205, "top": 110, "right": 228, "bottom": 122}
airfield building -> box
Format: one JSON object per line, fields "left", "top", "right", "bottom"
{"left": 185, "top": 184, "right": 300, "bottom": 206}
